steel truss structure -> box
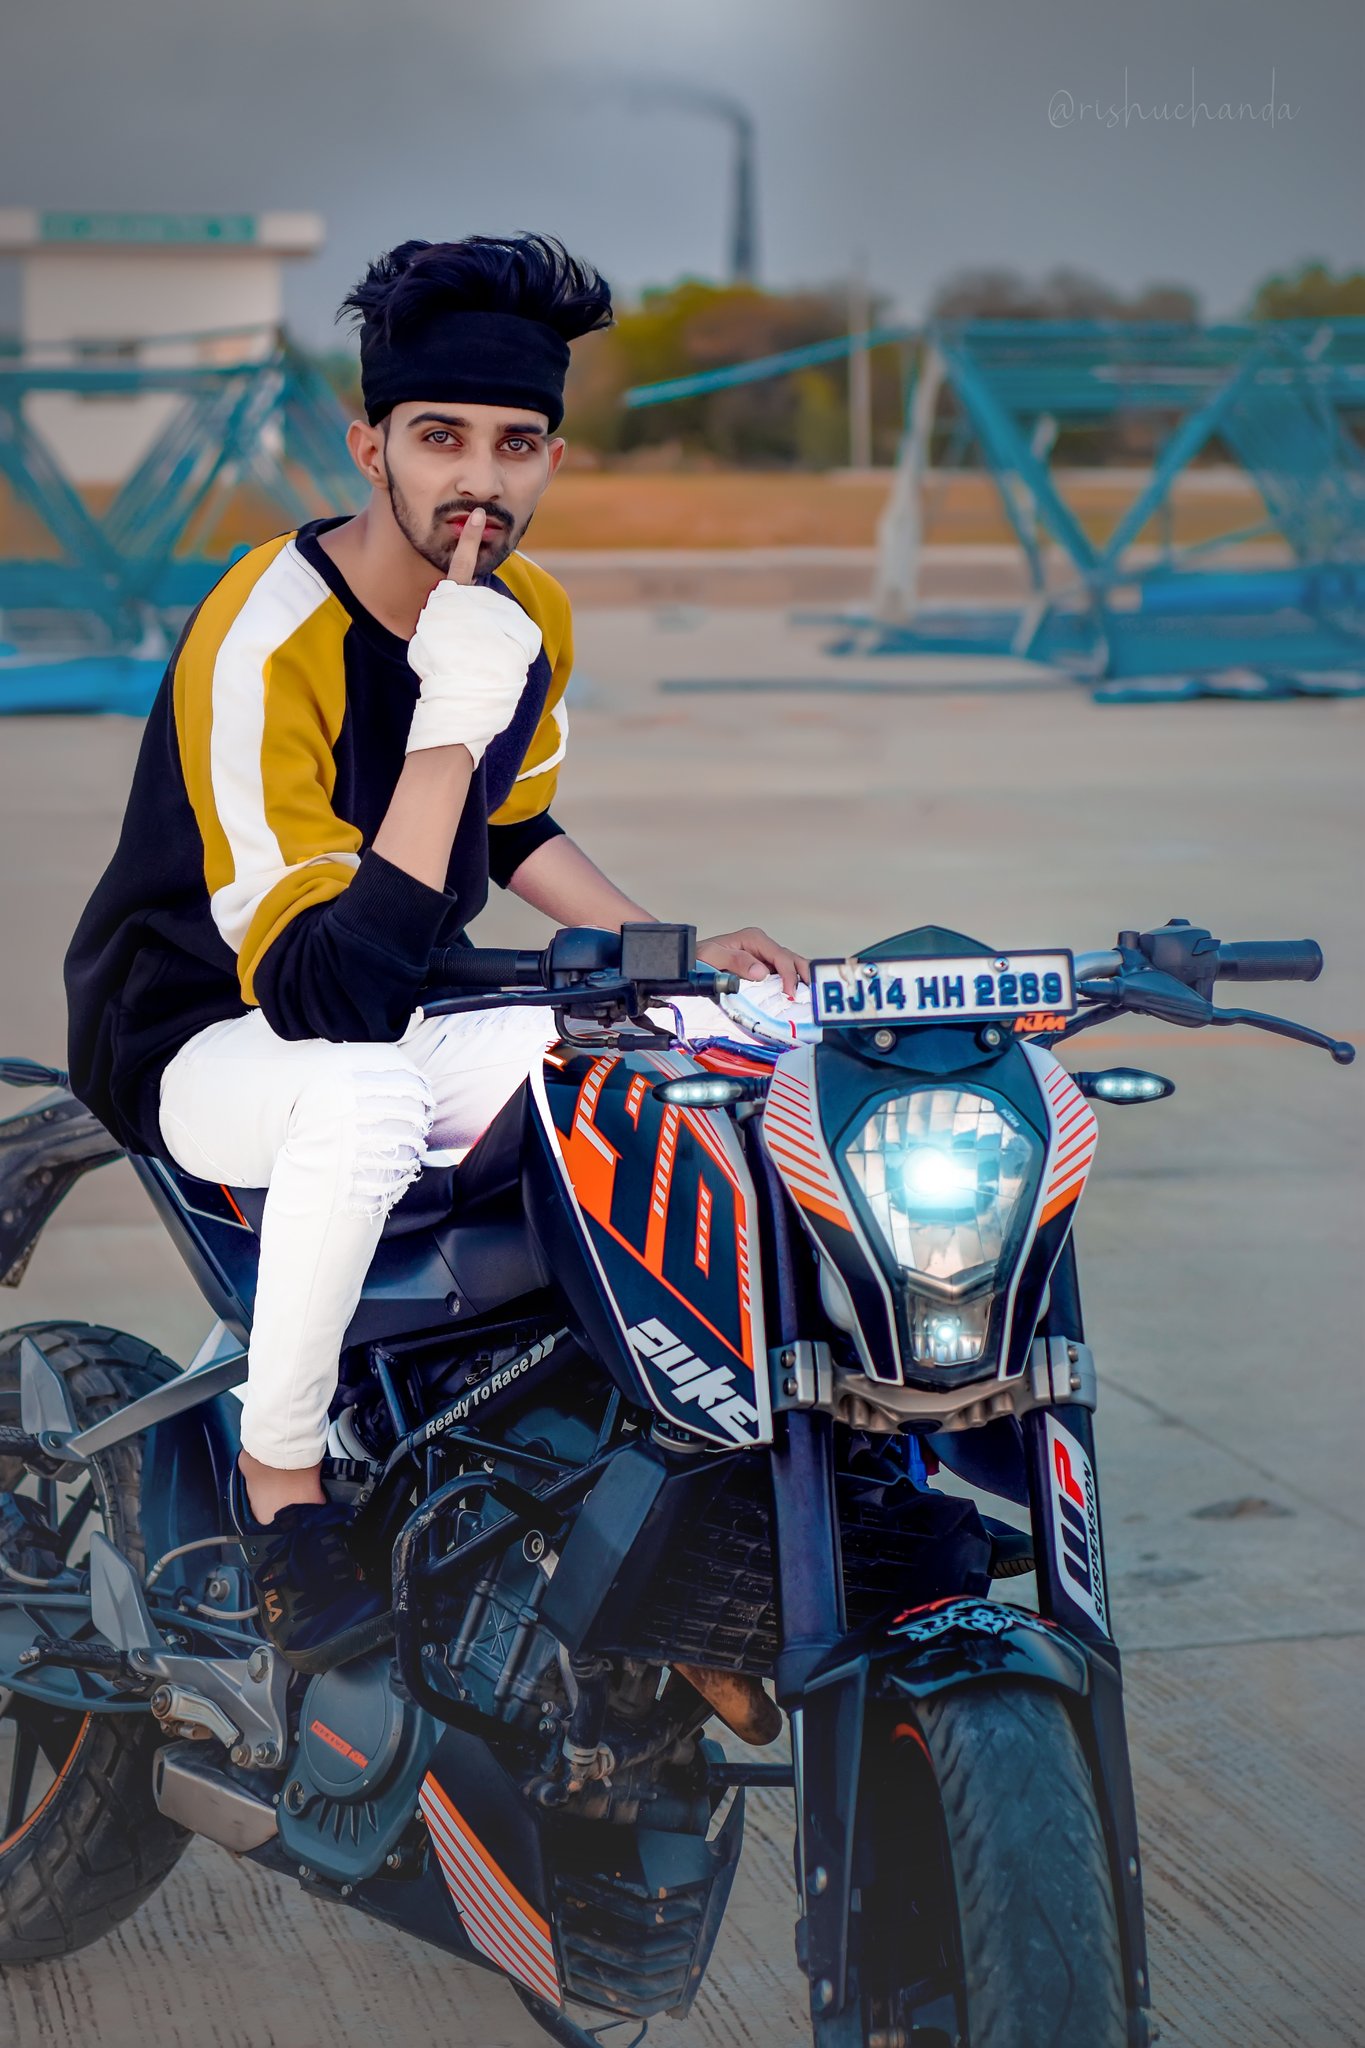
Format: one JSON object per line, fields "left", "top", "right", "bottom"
{"left": 626, "top": 319, "right": 1365, "bottom": 693}
{"left": 0, "top": 332, "right": 362, "bottom": 707}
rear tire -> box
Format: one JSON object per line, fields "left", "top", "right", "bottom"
{"left": 0, "top": 1322, "right": 190, "bottom": 1960}
{"left": 863, "top": 1681, "right": 1127, "bottom": 2048}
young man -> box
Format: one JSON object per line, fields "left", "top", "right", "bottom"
{"left": 64, "top": 233, "right": 809, "bottom": 1670}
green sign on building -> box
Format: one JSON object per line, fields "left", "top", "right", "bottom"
{"left": 39, "top": 212, "right": 259, "bottom": 246}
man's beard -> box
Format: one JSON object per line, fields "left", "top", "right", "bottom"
{"left": 386, "top": 464, "right": 522, "bottom": 577}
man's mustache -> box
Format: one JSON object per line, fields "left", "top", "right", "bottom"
{"left": 436, "top": 501, "right": 510, "bottom": 530}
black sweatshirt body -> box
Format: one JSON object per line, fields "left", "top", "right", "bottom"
{"left": 64, "top": 517, "right": 572, "bottom": 1160}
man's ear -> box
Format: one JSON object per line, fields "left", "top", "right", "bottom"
{"left": 346, "top": 419, "right": 389, "bottom": 490}
{"left": 546, "top": 436, "right": 568, "bottom": 481}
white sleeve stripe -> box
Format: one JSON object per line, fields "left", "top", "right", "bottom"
{"left": 513, "top": 698, "right": 568, "bottom": 784}
{"left": 206, "top": 541, "right": 336, "bottom": 955}
{"left": 210, "top": 851, "right": 360, "bottom": 954}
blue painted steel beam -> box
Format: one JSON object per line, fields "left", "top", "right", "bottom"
{"left": 0, "top": 340, "right": 363, "bottom": 665}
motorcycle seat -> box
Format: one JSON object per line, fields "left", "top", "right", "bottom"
{"left": 222, "top": 1079, "right": 529, "bottom": 1243}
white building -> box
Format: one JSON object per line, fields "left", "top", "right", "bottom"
{"left": 0, "top": 208, "right": 324, "bottom": 485}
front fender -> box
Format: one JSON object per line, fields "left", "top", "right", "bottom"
{"left": 860, "top": 1593, "right": 1091, "bottom": 1699}
{"left": 794, "top": 1597, "right": 1107, "bottom": 2032}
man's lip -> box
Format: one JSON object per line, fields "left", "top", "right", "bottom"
{"left": 449, "top": 512, "right": 504, "bottom": 530}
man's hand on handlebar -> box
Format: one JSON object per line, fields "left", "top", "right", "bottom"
{"left": 697, "top": 927, "right": 810, "bottom": 998}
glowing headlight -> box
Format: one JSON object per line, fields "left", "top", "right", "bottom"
{"left": 839, "top": 1087, "right": 1043, "bottom": 1367}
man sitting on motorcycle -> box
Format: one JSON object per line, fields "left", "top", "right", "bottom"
{"left": 64, "top": 232, "right": 809, "bottom": 1671}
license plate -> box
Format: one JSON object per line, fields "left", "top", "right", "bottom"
{"left": 810, "top": 952, "right": 1076, "bottom": 1026}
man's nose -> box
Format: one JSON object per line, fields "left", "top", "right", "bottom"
{"left": 452, "top": 446, "right": 503, "bottom": 502}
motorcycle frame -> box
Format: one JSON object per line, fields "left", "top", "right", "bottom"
{"left": 0, "top": 1040, "right": 1153, "bottom": 2045}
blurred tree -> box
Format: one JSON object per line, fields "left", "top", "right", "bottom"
{"left": 929, "top": 268, "right": 1199, "bottom": 323}
{"left": 1248, "top": 261, "right": 1365, "bottom": 320}
{"left": 315, "top": 349, "right": 362, "bottom": 415}
{"left": 561, "top": 277, "right": 906, "bottom": 468}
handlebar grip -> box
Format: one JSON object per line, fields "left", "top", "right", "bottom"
{"left": 1215, "top": 941, "right": 1323, "bottom": 985}
{"left": 426, "top": 946, "right": 543, "bottom": 990}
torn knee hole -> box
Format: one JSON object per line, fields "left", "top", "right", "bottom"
{"left": 341, "top": 1071, "right": 435, "bottom": 1221}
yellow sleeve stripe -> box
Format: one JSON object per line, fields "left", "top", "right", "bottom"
{"left": 173, "top": 535, "right": 362, "bottom": 1004}
{"left": 489, "top": 552, "right": 574, "bottom": 827}
{"left": 493, "top": 550, "right": 571, "bottom": 669}
{"left": 237, "top": 860, "right": 357, "bottom": 1005}
{"left": 174, "top": 533, "right": 296, "bottom": 899}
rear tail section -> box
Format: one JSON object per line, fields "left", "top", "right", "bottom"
{"left": 0, "top": 1060, "right": 122, "bottom": 1286}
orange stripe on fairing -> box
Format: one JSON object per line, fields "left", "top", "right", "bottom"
{"left": 420, "top": 1777, "right": 559, "bottom": 2004}
{"left": 423, "top": 1803, "right": 559, "bottom": 2002}
{"left": 219, "top": 1184, "right": 250, "bottom": 1227}
{"left": 762, "top": 1104, "right": 826, "bottom": 1156}
{"left": 764, "top": 1135, "right": 853, "bottom": 1231}
{"left": 767, "top": 1153, "right": 853, "bottom": 1229}
{"left": 557, "top": 1056, "right": 621, "bottom": 1226}
{"left": 590, "top": 1199, "right": 754, "bottom": 1367}
{"left": 1039, "top": 1184, "right": 1084, "bottom": 1227}
{"left": 625, "top": 1071, "right": 649, "bottom": 1127}
{"left": 679, "top": 1103, "right": 743, "bottom": 1193}
{"left": 644, "top": 1105, "right": 681, "bottom": 1274}
{"left": 423, "top": 1777, "right": 552, "bottom": 1938}
{"left": 1051, "top": 1132, "right": 1096, "bottom": 1175}
{"left": 769, "top": 1114, "right": 843, "bottom": 1179}
{"left": 767, "top": 1148, "right": 837, "bottom": 1201}
{"left": 695, "top": 1179, "right": 713, "bottom": 1276}
{"left": 424, "top": 1806, "right": 552, "bottom": 1969}
{"left": 797, "top": 1189, "right": 855, "bottom": 1231}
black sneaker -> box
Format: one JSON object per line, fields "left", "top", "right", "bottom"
{"left": 229, "top": 1462, "right": 393, "bottom": 1675}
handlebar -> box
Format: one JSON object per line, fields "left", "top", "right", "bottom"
{"left": 416, "top": 919, "right": 1350, "bottom": 1067}
{"left": 1213, "top": 941, "right": 1323, "bottom": 985}
{"left": 426, "top": 945, "right": 543, "bottom": 991}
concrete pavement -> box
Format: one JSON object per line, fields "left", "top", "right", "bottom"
{"left": 0, "top": 603, "right": 1361, "bottom": 2046}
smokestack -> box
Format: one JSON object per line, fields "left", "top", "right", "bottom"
{"left": 731, "top": 113, "right": 758, "bottom": 285}
{"left": 617, "top": 79, "right": 760, "bottom": 286}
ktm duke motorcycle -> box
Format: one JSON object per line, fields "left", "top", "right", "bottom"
{"left": 0, "top": 918, "right": 1351, "bottom": 2047}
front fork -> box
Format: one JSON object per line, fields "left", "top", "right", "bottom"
{"left": 764, "top": 1150, "right": 1151, "bottom": 2039}
{"left": 1025, "top": 1237, "right": 1151, "bottom": 2027}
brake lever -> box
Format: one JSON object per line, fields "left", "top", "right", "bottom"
{"left": 1074, "top": 974, "right": 1355, "bottom": 1063}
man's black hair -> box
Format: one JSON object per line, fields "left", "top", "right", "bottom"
{"left": 340, "top": 233, "right": 614, "bottom": 346}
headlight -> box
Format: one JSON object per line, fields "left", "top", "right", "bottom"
{"left": 838, "top": 1087, "right": 1043, "bottom": 1370}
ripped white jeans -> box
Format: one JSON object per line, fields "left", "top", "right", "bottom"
{"left": 156, "top": 992, "right": 784, "bottom": 1467}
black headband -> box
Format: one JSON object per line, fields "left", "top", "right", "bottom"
{"left": 361, "top": 308, "right": 571, "bottom": 430}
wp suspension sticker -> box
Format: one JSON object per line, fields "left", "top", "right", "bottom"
{"left": 1045, "top": 1413, "right": 1109, "bottom": 1635}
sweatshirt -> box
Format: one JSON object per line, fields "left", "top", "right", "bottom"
{"left": 63, "top": 515, "right": 573, "bottom": 1161}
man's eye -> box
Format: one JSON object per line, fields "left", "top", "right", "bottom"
{"left": 426, "top": 430, "right": 454, "bottom": 445}
{"left": 505, "top": 438, "right": 531, "bottom": 453}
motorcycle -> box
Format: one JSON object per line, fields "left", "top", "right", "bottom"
{"left": 0, "top": 916, "right": 1351, "bottom": 2047}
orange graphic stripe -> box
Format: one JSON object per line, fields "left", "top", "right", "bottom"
{"left": 423, "top": 1776, "right": 551, "bottom": 1941}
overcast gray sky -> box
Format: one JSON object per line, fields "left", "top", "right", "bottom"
{"left": 1, "top": 0, "right": 1360, "bottom": 345}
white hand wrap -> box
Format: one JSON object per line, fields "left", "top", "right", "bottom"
{"left": 405, "top": 580, "right": 543, "bottom": 762}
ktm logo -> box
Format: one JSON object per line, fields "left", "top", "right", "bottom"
{"left": 627, "top": 1317, "right": 759, "bottom": 1443}
{"left": 1013, "top": 1012, "right": 1071, "bottom": 1034}
{"left": 309, "top": 1717, "right": 370, "bottom": 1769}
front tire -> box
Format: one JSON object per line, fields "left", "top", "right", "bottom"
{"left": 862, "top": 1681, "right": 1127, "bottom": 2048}
{"left": 0, "top": 1322, "right": 190, "bottom": 1960}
